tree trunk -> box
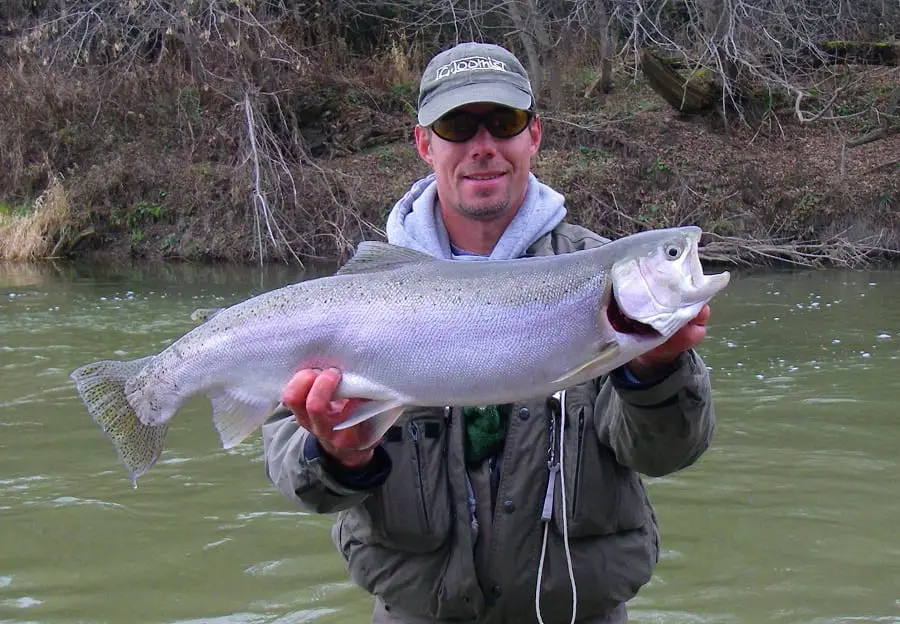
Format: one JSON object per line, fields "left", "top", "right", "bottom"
{"left": 548, "top": 50, "right": 562, "bottom": 110}
{"left": 701, "top": 0, "right": 738, "bottom": 93}
{"left": 507, "top": 0, "right": 543, "bottom": 104}
{"left": 584, "top": 2, "right": 613, "bottom": 99}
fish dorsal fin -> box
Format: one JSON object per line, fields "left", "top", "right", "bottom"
{"left": 337, "top": 241, "right": 436, "bottom": 275}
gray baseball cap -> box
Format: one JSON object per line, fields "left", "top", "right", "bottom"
{"left": 417, "top": 42, "right": 534, "bottom": 126}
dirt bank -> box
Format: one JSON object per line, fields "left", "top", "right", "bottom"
{"left": 1, "top": 62, "right": 897, "bottom": 268}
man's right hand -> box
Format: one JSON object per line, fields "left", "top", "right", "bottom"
{"left": 282, "top": 367, "right": 376, "bottom": 470}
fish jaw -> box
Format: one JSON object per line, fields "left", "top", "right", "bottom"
{"left": 610, "top": 227, "right": 730, "bottom": 338}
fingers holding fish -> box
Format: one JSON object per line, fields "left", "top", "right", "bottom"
{"left": 282, "top": 367, "right": 377, "bottom": 469}
{"left": 628, "top": 305, "right": 711, "bottom": 378}
{"left": 657, "top": 304, "right": 711, "bottom": 355}
{"left": 283, "top": 367, "right": 335, "bottom": 422}
{"left": 282, "top": 368, "right": 320, "bottom": 424}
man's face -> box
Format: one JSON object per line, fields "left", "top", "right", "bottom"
{"left": 414, "top": 103, "right": 542, "bottom": 222}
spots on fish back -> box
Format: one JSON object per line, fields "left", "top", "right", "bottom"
{"left": 184, "top": 257, "right": 602, "bottom": 326}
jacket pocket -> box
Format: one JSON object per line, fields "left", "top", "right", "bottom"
{"left": 553, "top": 406, "right": 649, "bottom": 538}
{"left": 363, "top": 410, "right": 452, "bottom": 553}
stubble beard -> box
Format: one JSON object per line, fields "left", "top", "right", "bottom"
{"left": 456, "top": 191, "right": 510, "bottom": 221}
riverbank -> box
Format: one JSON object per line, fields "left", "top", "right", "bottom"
{"left": 1, "top": 60, "right": 898, "bottom": 268}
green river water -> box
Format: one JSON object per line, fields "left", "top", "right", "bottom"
{"left": 1, "top": 260, "right": 898, "bottom": 624}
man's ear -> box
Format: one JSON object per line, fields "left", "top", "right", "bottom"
{"left": 529, "top": 115, "right": 542, "bottom": 155}
{"left": 414, "top": 125, "right": 433, "bottom": 165}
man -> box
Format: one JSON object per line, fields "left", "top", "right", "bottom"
{"left": 262, "top": 42, "right": 716, "bottom": 624}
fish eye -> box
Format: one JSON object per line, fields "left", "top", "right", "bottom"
{"left": 664, "top": 243, "right": 683, "bottom": 260}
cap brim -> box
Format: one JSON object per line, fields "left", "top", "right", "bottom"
{"left": 418, "top": 83, "right": 532, "bottom": 126}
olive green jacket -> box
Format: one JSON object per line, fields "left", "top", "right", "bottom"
{"left": 262, "top": 223, "right": 716, "bottom": 623}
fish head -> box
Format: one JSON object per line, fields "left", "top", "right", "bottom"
{"left": 609, "top": 226, "right": 730, "bottom": 338}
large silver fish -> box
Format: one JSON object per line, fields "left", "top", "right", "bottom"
{"left": 71, "top": 226, "right": 729, "bottom": 484}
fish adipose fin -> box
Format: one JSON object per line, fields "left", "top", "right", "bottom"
{"left": 208, "top": 388, "right": 280, "bottom": 449}
{"left": 70, "top": 357, "right": 168, "bottom": 486}
{"left": 332, "top": 399, "right": 407, "bottom": 447}
{"left": 550, "top": 342, "right": 622, "bottom": 386}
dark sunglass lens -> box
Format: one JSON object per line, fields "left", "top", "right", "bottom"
{"left": 433, "top": 113, "right": 478, "bottom": 142}
{"left": 489, "top": 109, "right": 529, "bottom": 137}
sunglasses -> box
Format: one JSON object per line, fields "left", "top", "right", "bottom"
{"left": 431, "top": 107, "right": 534, "bottom": 143}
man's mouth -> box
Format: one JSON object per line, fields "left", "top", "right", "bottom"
{"left": 607, "top": 297, "right": 658, "bottom": 336}
{"left": 464, "top": 172, "right": 505, "bottom": 181}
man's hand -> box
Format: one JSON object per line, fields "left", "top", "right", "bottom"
{"left": 282, "top": 367, "right": 376, "bottom": 469}
{"left": 627, "top": 305, "right": 711, "bottom": 380}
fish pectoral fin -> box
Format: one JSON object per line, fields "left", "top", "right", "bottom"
{"left": 550, "top": 342, "right": 621, "bottom": 386}
{"left": 332, "top": 399, "right": 407, "bottom": 445}
{"left": 208, "top": 388, "right": 279, "bottom": 449}
{"left": 337, "top": 241, "right": 436, "bottom": 275}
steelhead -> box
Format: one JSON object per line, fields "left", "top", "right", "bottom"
{"left": 71, "top": 226, "right": 729, "bottom": 484}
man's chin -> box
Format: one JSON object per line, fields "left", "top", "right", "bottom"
{"left": 458, "top": 200, "right": 511, "bottom": 221}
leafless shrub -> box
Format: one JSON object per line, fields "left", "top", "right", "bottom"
{"left": 337, "top": 0, "right": 897, "bottom": 125}
{"left": 607, "top": 0, "right": 898, "bottom": 122}
{"left": 2, "top": 0, "right": 896, "bottom": 264}
{"left": 3, "top": 1, "right": 395, "bottom": 263}
{"left": 701, "top": 231, "right": 900, "bottom": 269}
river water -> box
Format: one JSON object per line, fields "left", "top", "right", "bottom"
{"left": 1, "top": 260, "right": 898, "bottom": 624}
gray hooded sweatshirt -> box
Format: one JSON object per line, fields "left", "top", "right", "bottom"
{"left": 385, "top": 173, "right": 567, "bottom": 260}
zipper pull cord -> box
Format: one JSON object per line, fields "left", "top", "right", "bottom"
{"left": 535, "top": 390, "right": 578, "bottom": 624}
{"left": 540, "top": 409, "right": 559, "bottom": 522}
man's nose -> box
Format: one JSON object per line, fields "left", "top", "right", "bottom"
{"left": 467, "top": 124, "right": 499, "bottom": 159}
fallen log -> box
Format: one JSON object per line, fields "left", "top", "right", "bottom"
{"left": 815, "top": 41, "right": 899, "bottom": 67}
{"left": 639, "top": 49, "right": 718, "bottom": 114}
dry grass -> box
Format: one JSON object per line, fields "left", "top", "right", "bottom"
{"left": 0, "top": 176, "right": 73, "bottom": 260}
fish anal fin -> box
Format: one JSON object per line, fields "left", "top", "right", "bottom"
{"left": 208, "top": 388, "right": 279, "bottom": 449}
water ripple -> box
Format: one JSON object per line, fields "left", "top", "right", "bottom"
{"left": 0, "top": 596, "right": 42, "bottom": 609}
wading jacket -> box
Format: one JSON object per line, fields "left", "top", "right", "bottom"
{"left": 262, "top": 222, "right": 717, "bottom": 624}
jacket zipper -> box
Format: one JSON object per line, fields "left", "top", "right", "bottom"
{"left": 571, "top": 409, "right": 586, "bottom": 513}
{"left": 408, "top": 421, "right": 430, "bottom": 528}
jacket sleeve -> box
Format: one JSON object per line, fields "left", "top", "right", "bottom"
{"left": 261, "top": 408, "right": 392, "bottom": 513}
{"left": 592, "top": 349, "right": 716, "bottom": 477}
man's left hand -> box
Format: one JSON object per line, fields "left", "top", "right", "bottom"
{"left": 627, "top": 304, "right": 711, "bottom": 380}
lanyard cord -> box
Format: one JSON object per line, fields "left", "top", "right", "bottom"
{"left": 535, "top": 390, "right": 577, "bottom": 624}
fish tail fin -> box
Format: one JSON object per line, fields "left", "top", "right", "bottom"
{"left": 70, "top": 357, "right": 168, "bottom": 485}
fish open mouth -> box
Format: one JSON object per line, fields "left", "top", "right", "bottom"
{"left": 607, "top": 296, "right": 659, "bottom": 336}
